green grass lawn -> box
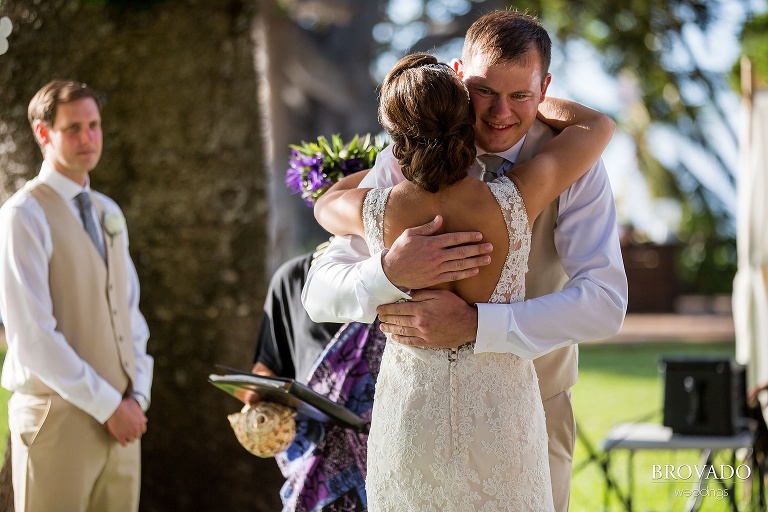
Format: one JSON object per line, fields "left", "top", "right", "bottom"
{"left": 0, "top": 341, "right": 761, "bottom": 511}
{"left": 570, "top": 341, "right": 758, "bottom": 512}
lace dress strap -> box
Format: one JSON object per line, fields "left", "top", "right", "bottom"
{"left": 362, "top": 187, "right": 392, "bottom": 254}
{"left": 486, "top": 176, "right": 532, "bottom": 304}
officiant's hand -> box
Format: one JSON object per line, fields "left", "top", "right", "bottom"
{"left": 748, "top": 383, "right": 768, "bottom": 405}
{"left": 237, "top": 362, "right": 277, "bottom": 406}
{"left": 382, "top": 215, "right": 492, "bottom": 290}
{"left": 377, "top": 289, "right": 477, "bottom": 348}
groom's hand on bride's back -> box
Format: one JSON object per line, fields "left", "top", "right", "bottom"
{"left": 382, "top": 215, "right": 493, "bottom": 290}
{"left": 377, "top": 289, "right": 477, "bottom": 348}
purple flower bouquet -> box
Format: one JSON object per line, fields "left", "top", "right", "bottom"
{"left": 285, "top": 133, "right": 388, "bottom": 206}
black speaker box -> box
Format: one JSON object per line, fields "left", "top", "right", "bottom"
{"left": 660, "top": 357, "right": 747, "bottom": 436}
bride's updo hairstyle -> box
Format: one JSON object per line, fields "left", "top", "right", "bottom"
{"left": 379, "top": 53, "right": 476, "bottom": 193}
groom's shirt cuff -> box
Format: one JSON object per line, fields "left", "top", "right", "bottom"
{"left": 474, "top": 303, "right": 541, "bottom": 360}
{"left": 363, "top": 249, "right": 411, "bottom": 304}
{"left": 475, "top": 304, "right": 517, "bottom": 355}
{"left": 474, "top": 303, "right": 573, "bottom": 360}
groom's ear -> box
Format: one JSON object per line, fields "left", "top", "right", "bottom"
{"left": 539, "top": 73, "right": 552, "bottom": 100}
{"left": 450, "top": 59, "right": 464, "bottom": 79}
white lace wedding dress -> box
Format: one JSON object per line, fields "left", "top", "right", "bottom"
{"left": 363, "top": 176, "right": 554, "bottom": 512}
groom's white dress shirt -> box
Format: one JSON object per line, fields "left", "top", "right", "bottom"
{"left": 301, "top": 126, "right": 628, "bottom": 360}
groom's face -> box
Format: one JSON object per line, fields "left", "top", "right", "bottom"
{"left": 456, "top": 51, "right": 551, "bottom": 154}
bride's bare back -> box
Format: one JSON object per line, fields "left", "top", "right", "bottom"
{"left": 382, "top": 178, "right": 514, "bottom": 305}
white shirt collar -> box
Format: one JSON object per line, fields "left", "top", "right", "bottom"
{"left": 476, "top": 134, "right": 527, "bottom": 163}
{"left": 38, "top": 161, "right": 91, "bottom": 202}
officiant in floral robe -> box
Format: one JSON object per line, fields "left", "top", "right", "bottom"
{"left": 248, "top": 250, "right": 383, "bottom": 512}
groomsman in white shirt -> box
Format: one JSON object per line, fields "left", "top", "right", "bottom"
{"left": 302, "top": 11, "right": 628, "bottom": 512}
{"left": 0, "top": 80, "right": 152, "bottom": 512}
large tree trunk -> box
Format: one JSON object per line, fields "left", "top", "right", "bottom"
{"left": 257, "top": 0, "right": 382, "bottom": 270}
{"left": 0, "top": 0, "right": 283, "bottom": 510}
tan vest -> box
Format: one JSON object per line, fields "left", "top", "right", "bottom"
{"left": 28, "top": 181, "right": 135, "bottom": 396}
{"left": 516, "top": 120, "right": 578, "bottom": 400}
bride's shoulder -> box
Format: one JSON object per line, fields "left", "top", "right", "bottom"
{"left": 363, "top": 187, "right": 393, "bottom": 210}
{"left": 489, "top": 175, "right": 523, "bottom": 197}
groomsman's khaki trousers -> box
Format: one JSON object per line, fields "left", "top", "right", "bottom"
{"left": 543, "top": 390, "right": 576, "bottom": 512}
{"left": 9, "top": 393, "right": 141, "bottom": 512}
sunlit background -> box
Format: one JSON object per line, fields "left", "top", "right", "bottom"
{"left": 273, "top": 0, "right": 766, "bottom": 298}
{"left": 1, "top": 0, "right": 767, "bottom": 510}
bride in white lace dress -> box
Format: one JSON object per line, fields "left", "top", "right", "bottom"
{"left": 314, "top": 53, "right": 615, "bottom": 511}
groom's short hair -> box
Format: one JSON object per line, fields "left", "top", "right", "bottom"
{"left": 463, "top": 10, "right": 552, "bottom": 81}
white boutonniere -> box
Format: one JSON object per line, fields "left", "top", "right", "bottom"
{"left": 102, "top": 212, "right": 127, "bottom": 246}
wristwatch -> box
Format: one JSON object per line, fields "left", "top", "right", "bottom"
{"left": 131, "top": 392, "right": 150, "bottom": 413}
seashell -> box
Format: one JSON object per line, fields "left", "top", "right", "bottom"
{"left": 228, "top": 402, "right": 296, "bottom": 458}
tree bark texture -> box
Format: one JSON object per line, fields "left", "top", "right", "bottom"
{"left": 0, "top": 0, "right": 283, "bottom": 510}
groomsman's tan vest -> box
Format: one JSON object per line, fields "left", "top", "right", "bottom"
{"left": 26, "top": 181, "right": 135, "bottom": 397}
{"left": 517, "top": 120, "right": 578, "bottom": 401}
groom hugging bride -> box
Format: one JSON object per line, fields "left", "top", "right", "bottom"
{"left": 302, "top": 9, "right": 627, "bottom": 512}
